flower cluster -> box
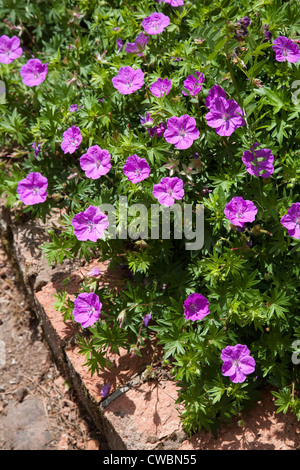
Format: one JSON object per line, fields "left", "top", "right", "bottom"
{"left": 12, "top": 2, "right": 300, "bottom": 418}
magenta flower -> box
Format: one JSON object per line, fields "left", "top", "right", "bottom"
{"left": 182, "top": 72, "right": 204, "bottom": 96}
{"left": 280, "top": 203, "right": 300, "bottom": 239}
{"left": 153, "top": 177, "right": 184, "bottom": 206}
{"left": 140, "top": 114, "right": 166, "bottom": 138}
{"left": 149, "top": 122, "right": 167, "bottom": 138}
{"left": 116, "top": 38, "right": 123, "bottom": 52}
{"left": 125, "top": 33, "right": 149, "bottom": 56}
{"left": 20, "top": 59, "right": 48, "bottom": 87}
{"left": 68, "top": 104, "right": 78, "bottom": 112}
{"left": 89, "top": 267, "right": 101, "bottom": 277}
{"left": 142, "top": 12, "right": 170, "bottom": 35}
{"left": 0, "top": 35, "right": 22, "bottom": 64}
{"left": 224, "top": 196, "right": 257, "bottom": 228}
{"left": 17, "top": 172, "right": 48, "bottom": 206}
{"left": 101, "top": 383, "right": 111, "bottom": 398}
{"left": 112, "top": 66, "right": 144, "bottom": 95}
{"left": 73, "top": 292, "right": 102, "bottom": 328}
{"left": 183, "top": 293, "right": 210, "bottom": 321}
{"left": 159, "top": 0, "right": 184, "bottom": 5}
{"left": 205, "top": 96, "right": 245, "bottom": 136}
{"left": 140, "top": 113, "right": 154, "bottom": 127}
{"left": 205, "top": 84, "right": 227, "bottom": 109}
{"left": 32, "top": 141, "right": 41, "bottom": 158}
{"left": 272, "top": 36, "right": 300, "bottom": 63}
{"left": 242, "top": 144, "right": 274, "bottom": 178}
{"left": 221, "top": 344, "right": 256, "bottom": 383}
{"left": 150, "top": 77, "right": 172, "bottom": 98}
{"left": 123, "top": 155, "right": 151, "bottom": 184}
{"left": 164, "top": 114, "right": 199, "bottom": 149}
{"left": 80, "top": 145, "right": 111, "bottom": 180}
{"left": 61, "top": 126, "right": 82, "bottom": 154}
{"left": 72, "top": 205, "right": 109, "bottom": 242}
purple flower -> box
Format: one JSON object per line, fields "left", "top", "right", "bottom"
{"left": 0, "top": 35, "right": 22, "bottom": 64}
{"left": 72, "top": 205, "right": 109, "bottom": 242}
{"left": 116, "top": 38, "right": 123, "bottom": 52}
{"left": 112, "top": 66, "right": 144, "bottom": 95}
{"left": 68, "top": 104, "right": 78, "bottom": 112}
{"left": 89, "top": 267, "right": 101, "bottom": 277}
{"left": 224, "top": 196, "right": 258, "bottom": 228}
{"left": 142, "top": 12, "right": 170, "bottom": 35}
{"left": 183, "top": 293, "right": 210, "bottom": 321}
{"left": 159, "top": 0, "right": 184, "bottom": 5}
{"left": 140, "top": 113, "right": 167, "bottom": 138}
{"left": 182, "top": 72, "right": 205, "bottom": 96}
{"left": 153, "top": 177, "right": 184, "bottom": 206}
{"left": 164, "top": 114, "right": 199, "bottom": 149}
{"left": 264, "top": 30, "right": 273, "bottom": 42}
{"left": 61, "top": 126, "right": 82, "bottom": 154}
{"left": 240, "top": 16, "right": 251, "bottom": 27}
{"left": 101, "top": 383, "right": 111, "bottom": 398}
{"left": 205, "top": 96, "right": 245, "bottom": 136}
{"left": 17, "top": 172, "right": 48, "bottom": 205}
{"left": 221, "top": 344, "right": 256, "bottom": 383}
{"left": 150, "top": 77, "right": 172, "bottom": 98}
{"left": 32, "top": 141, "right": 41, "bottom": 158}
{"left": 280, "top": 203, "right": 300, "bottom": 239}
{"left": 149, "top": 122, "right": 167, "bottom": 138}
{"left": 123, "top": 155, "right": 151, "bottom": 183}
{"left": 125, "top": 32, "right": 148, "bottom": 56}
{"left": 73, "top": 292, "right": 102, "bottom": 328}
{"left": 242, "top": 144, "right": 274, "bottom": 178}
{"left": 205, "top": 84, "right": 227, "bottom": 109}
{"left": 140, "top": 113, "right": 154, "bottom": 127}
{"left": 20, "top": 58, "right": 48, "bottom": 87}
{"left": 272, "top": 36, "right": 300, "bottom": 63}
{"left": 144, "top": 313, "right": 152, "bottom": 327}
{"left": 79, "top": 145, "right": 111, "bottom": 179}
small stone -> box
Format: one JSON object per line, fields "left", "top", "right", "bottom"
{"left": 146, "top": 435, "right": 159, "bottom": 444}
{"left": 85, "top": 439, "right": 100, "bottom": 451}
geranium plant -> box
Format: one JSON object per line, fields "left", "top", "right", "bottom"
{"left": 1, "top": 0, "right": 300, "bottom": 436}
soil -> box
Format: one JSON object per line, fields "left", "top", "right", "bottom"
{"left": 0, "top": 241, "right": 107, "bottom": 450}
